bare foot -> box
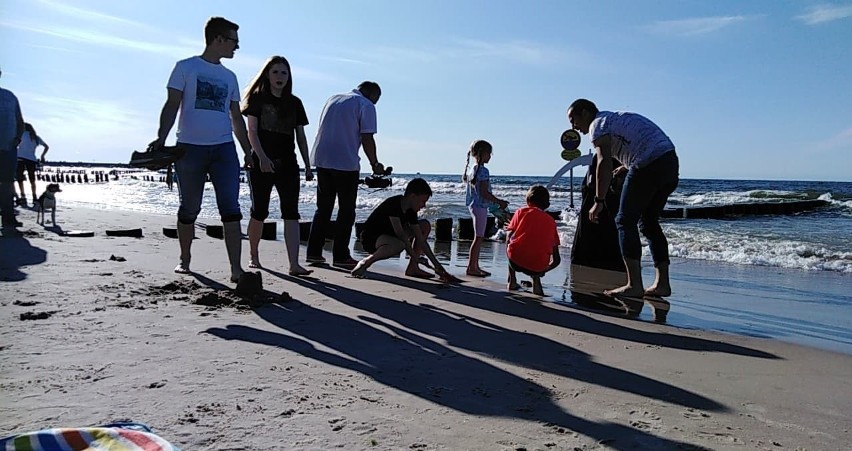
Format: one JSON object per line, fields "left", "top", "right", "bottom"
{"left": 644, "top": 285, "right": 672, "bottom": 297}
{"left": 350, "top": 261, "right": 369, "bottom": 278}
{"left": 466, "top": 268, "right": 489, "bottom": 277}
{"left": 289, "top": 265, "right": 313, "bottom": 277}
{"left": 248, "top": 257, "right": 261, "bottom": 269}
{"left": 174, "top": 260, "right": 190, "bottom": 274}
{"left": 532, "top": 278, "right": 545, "bottom": 296}
{"left": 507, "top": 282, "right": 520, "bottom": 291}
{"left": 603, "top": 285, "right": 645, "bottom": 298}
{"left": 406, "top": 267, "right": 435, "bottom": 279}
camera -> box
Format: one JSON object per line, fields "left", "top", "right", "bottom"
{"left": 362, "top": 165, "right": 393, "bottom": 189}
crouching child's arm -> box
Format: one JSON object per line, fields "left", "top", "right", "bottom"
{"left": 407, "top": 221, "right": 461, "bottom": 283}
{"left": 548, "top": 245, "right": 561, "bottom": 271}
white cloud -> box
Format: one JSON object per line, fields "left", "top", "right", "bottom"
{"left": 812, "top": 126, "right": 852, "bottom": 153}
{"left": 21, "top": 94, "right": 151, "bottom": 161}
{"left": 354, "top": 38, "right": 575, "bottom": 68}
{"left": 646, "top": 16, "right": 747, "bottom": 36}
{"left": 795, "top": 4, "right": 852, "bottom": 25}
{"left": 35, "top": 0, "right": 153, "bottom": 31}
{"left": 2, "top": 21, "right": 195, "bottom": 58}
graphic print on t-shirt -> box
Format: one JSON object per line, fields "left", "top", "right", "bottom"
{"left": 195, "top": 75, "right": 228, "bottom": 112}
{"left": 260, "top": 104, "right": 293, "bottom": 135}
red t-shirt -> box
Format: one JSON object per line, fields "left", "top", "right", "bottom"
{"left": 506, "top": 206, "right": 560, "bottom": 272}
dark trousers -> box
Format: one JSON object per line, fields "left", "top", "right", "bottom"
{"left": 307, "top": 168, "right": 360, "bottom": 261}
{"left": 615, "top": 151, "right": 679, "bottom": 265}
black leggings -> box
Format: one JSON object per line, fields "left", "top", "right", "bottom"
{"left": 247, "top": 167, "right": 301, "bottom": 221}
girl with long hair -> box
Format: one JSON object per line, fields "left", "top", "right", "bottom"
{"left": 241, "top": 55, "right": 313, "bottom": 275}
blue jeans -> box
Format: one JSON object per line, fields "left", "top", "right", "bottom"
{"left": 174, "top": 142, "right": 242, "bottom": 224}
{"left": 0, "top": 148, "right": 17, "bottom": 225}
{"left": 615, "top": 151, "right": 679, "bottom": 265}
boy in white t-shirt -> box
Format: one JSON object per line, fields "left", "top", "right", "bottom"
{"left": 148, "top": 17, "right": 252, "bottom": 284}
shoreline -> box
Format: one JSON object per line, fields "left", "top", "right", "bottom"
{"left": 2, "top": 206, "right": 851, "bottom": 449}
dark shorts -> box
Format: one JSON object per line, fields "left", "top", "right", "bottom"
{"left": 16, "top": 159, "right": 36, "bottom": 181}
{"left": 508, "top": 259, "right": 546, "bottom": 278}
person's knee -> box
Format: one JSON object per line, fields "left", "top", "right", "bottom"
{"left": 639, "top": 220, "right": 662, "bottom": 237}
{"left": 615, "top": 211, "right": 639, "bottom": 231}
{"left": 177, "top": 215, "right": 197, "bottom": 225}
{"left": 418, "top": 219, "right": 431, "bottom": 237}
{"left": 221, "top": 213, "right": 243, "bottom": 222}
{"left": 250, "top": 209, "right": 269, "bottom": 222}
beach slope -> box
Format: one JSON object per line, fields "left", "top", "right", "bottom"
{"left": 1, "top": 206, "right": 850, "bottom": 450}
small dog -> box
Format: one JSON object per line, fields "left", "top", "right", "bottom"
{"left": 36, "top": 183, "right": 62, "bottom": 225}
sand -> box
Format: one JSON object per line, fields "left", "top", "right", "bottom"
{"left": 1, "top": 206, "right": 851, "bottom": 450}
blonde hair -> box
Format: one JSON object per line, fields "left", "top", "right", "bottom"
{"left": 462, "top": 139, "right": 492, "bottom": 184}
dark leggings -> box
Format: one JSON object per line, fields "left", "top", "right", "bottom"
{"left": 615, "top": 151, "right": 679, "bottom": 265}
{"left": 247, "top": 167, "right": 301, "bottom": 221}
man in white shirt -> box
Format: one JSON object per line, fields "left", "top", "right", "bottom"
{"left": 568, "top": 98, "right": 679, "bottom": 299}
{"left": 148, "top": 17, "right": 252, "bottom": 283}
{"left": 306, "top": 82, "right": 385, "bottom": 269}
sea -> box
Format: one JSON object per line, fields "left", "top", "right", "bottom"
{"left": 36, "top": 165, "right": 852, "bottom": 354}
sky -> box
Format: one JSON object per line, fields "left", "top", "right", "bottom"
{"left": 1, "top": 0, "right": 851, "bottom": 181}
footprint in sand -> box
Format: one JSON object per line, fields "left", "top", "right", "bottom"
{"left": 682, "top": 408, "right": 711, "bottom": 419}
{"left": 328, "top": 417, "right": 346, "bottom": 431}
{"left": 629, "top": 409, "right": 663, "bottom": 431}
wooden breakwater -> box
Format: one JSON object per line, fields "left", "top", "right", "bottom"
{"left": 660, "top": 199, "right": 829, "bottom": 219}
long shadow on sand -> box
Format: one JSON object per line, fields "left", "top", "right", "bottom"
{"left": 0, "top": 231, "right": 47, "bottom": 281}
{"left": 207, "top": 272, "right": 721, "bottom": 449}
{"left": 358, "top": 271, "right": 779, "bottom": 360}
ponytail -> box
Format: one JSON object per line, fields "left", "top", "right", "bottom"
{"left": 462, "top": 151, "right": 471, "bottom": 183}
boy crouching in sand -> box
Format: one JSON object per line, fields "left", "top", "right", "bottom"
{"left": 352, "top": 178, "right": 460, "bottom": 283}
{"left": 507, "top": 185, "right": 561, "bottom": 296}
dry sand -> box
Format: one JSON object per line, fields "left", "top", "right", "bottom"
{"left": 1, "top": 206, "right": 850, "bottom": 450}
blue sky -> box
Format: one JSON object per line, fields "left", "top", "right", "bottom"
{"left": 2, "top": 0, "right": 851, "bottom": 181}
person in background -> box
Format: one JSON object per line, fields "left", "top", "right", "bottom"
{"left": 506, "top": 185, "right": 561, "bottom": 296}
{"left": 241, "top": 55, "right": 313, "bottom": 276}
{"left": 306, "top": 81, "right": 385, "bottom": 269}
{"left": 148, "top": 17, "right": 251, "bottom": 283}
{"left": 567, "top": 98, "right": 679, "bottom": 298}
{"left": 0, "top": 66, "right": 24, "bottom": 229}
{"left": 15, "top": 122, "right": 49, "bottom": 207}
{"left": 351, "top": 178, "right": 459, "bottom": 283}
{"left": 462, "top": 139, "right": 509, "bottom": 277}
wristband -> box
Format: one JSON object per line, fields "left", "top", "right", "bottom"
{"left": 594, "top": 197, "right": 606, "bottom": 204}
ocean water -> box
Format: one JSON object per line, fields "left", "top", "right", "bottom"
{"left": 45, "top": 166, "right": 852, "bottom": 273}
{"left": 26, "top": 165, "right": 852, "bottom": 353}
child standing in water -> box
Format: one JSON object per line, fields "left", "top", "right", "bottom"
{"left": 463, "top": 139, "right": 509, "bottom": 277}
{"left": 241, "top": 55, "right": 313, "bottom": 276}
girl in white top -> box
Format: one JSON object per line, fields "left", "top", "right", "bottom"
{"left": 16, "top": 122, "right": 49, "bottom": 206}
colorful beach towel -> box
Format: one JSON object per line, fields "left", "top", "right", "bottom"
{"left": 0, "top": 422, "right": 179, "bottom": 450}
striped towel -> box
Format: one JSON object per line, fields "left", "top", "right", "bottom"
{"left": 0, "top": 422, "right": 179, "bottom": 450}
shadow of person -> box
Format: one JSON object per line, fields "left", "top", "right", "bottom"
{"left": 396, "top": 273, "right": 780, "bottom": 360}
{"left": 206, "top": 299, "right": 711, "bottom": 450}
{"left": 281, "top": 274, "right": 724, "bottom": 412}
{"left": 0, "top": 233, "right": 47, "bottom": 281}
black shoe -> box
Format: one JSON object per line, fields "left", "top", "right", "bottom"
{"left": 306, "top": 255, "right": 327, "bottom": 264}
{"left": 332, "top": 257, "right": 359, "bottom": 270}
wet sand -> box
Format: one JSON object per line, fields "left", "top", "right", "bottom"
{"left": 1, "top": 206, "right": 851, "bottom": 450}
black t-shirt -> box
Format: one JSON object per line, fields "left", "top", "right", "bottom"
{"left": 242, "top": 91, "right": 309, "bottom": 164}
{"left": 361, "top": 195, "right": 420, "bottom": 244}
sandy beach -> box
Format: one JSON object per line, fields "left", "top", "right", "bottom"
{"left": 2, "top": 206, "right": 851, "bottom": 450}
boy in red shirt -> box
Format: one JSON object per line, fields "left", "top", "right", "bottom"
{"left": 506, "top": 185, "right": 561, "bottom": 296}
